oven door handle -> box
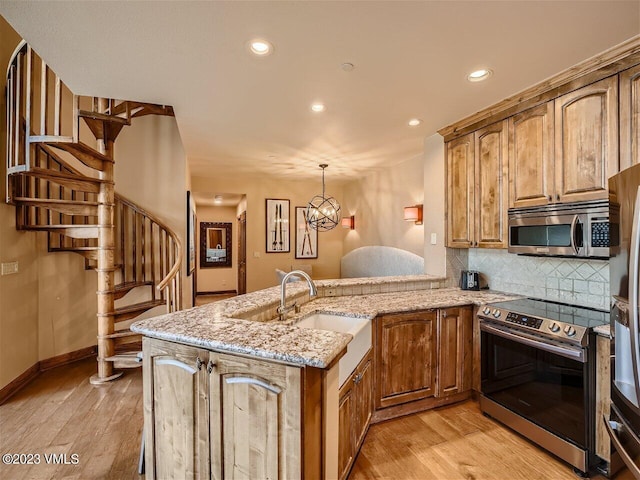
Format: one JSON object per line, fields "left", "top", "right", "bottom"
{"left": 480, "top": 322, "right": 585, "bottom": 362}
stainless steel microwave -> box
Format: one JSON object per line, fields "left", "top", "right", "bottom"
{"left": 508, "top": 200, "right": 610, "bottom": 258}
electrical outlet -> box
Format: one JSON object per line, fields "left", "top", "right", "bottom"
{"left": 253, "top": 251, "right": 261, "bottom": 258}
{"left": 1, "top": 261, "right": 18, "bottom": 275}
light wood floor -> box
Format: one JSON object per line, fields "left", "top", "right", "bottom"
{"left": 0, "top": 358, "right": 606, "bottom": 479}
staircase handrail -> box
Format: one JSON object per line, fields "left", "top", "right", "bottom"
{"left": 114, "top": 193, "right": 182, "bottom": 300}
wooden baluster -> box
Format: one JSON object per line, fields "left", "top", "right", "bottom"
{"left": 72, "top": 95, "right": 79, "bottom": 143}
{"left": 40, "top": 61, "right": 47, "bottom": 136}
{"left": 24, "top": 46, "right": 32, "bottom": 170}
{"left": 53, "top": 74, "right": 61, "bottom": 136}
{"left": 7, "top": 65, "right": 15, "bottom": 171}
{"left": 14, "top": 52, "right": 22, "bottom": 169}
{"left": 150, "top": 222, "right": 156, "bottom": 301}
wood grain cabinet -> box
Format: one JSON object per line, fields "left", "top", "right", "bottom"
{"left": 508, "top": 102, "right": 555, "bottom": 208}
{"left": 554, "top": 76, "right": 619, "bottom": 202}
{"left": 375, "top": 310, "right": 437, "bottom": 409}
{"left": 620, "top": 64, "right": 640, "bottom": 171}
{"left": 143, "top": 337, "right": 305, "bottom": 480}
{"left": 338, "top": 349, "right": 373, "bottom": 480}
{"left": 446, "top": 121, "right": 508, "bottom": 248}
{"left": 436, "top": 306, "right": 473, "bottom": 397}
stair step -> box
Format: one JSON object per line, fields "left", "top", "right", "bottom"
{"left": 110, "top": 101, "right": 174, "bottom": 118}
{"left": 79, "top": 110, "right": 130, "bottom": 142}
{"left": 20, "top": 167, "right": 105, "bottom": 193}
{"left": 14, "top": 197, "right": 99, "bottom": 216}
{"left": 23, "top": 224, "right": 99, "bottom": 239}
{"left": 114, "top": 299, "right": 166, "bottom": 323}
{"left": 104, "top": 351, "right": 142, "bottom": 369}
{"left": 50, "top": 246, "right": 99, "bottom": 261}
{"left": 41, "top": 140, "right": 113, "bottom": 171}
{"left": 114, "top": 281, "right": 154, "bottom": 300}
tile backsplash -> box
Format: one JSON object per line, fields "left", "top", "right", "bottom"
{"left": 457, "top": 248, "right": 610, "bottom": 311}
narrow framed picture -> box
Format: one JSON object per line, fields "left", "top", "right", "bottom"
{"left": 295, "top": 206, "right": 318, "bottom": 259}
{"left": 186, "top": 191, "right": 196, "bottom": 275}
{"left": 266, "top": 199, "right": 290, "bottom": 253}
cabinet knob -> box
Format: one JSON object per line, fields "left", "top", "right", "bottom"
{"left": 207, "top": 360, "right": 215, "bottom": 374}
{"left": 548, "top": 195, "right": 552, "bottom": 201}
{"left": 196, "top": 357, "right": 204, "bottom": 371}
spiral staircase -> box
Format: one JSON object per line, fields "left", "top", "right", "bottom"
{"left": 5, "top": 42, "right": 183, "bottom": 384}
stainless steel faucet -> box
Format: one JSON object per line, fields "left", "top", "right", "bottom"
{"left": 277, "top": 270, "right": 317, "bottom": 321}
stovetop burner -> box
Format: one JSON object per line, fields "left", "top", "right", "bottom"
{"left": 479, "top": 297, "right": 609, "bottom": 347}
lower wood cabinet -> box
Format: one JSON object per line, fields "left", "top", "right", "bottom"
{"left": 143, "top": 337, "right": 311, "bottom": 480}
{"left": 374, "top": 307, "right": 473, "bottom": 415}
{"left": 338, "top": 348, "right": 373, "bottom": 480}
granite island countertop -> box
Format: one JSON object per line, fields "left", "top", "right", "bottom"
{"left": 131, "top": 281, "right": 521, "bottom": 369}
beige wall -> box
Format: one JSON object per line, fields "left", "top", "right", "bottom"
{"left": 422, "top": 134, "right": 446, "bottom": 276}
{"left": 0, "top": 19, "right": 41, "bottom": 389}
{"left": 196, "top": 205, "right": 238, "bottom": 293}
{"left": 342, "top": 154, "right": 425, "bottom": 258}
{"left": 191, "top": 175, "right": 344, "bottom": 292}
{"left": 115, "top": 115, "right": 190, "bottom": 308}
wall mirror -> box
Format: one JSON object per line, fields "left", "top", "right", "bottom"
{"left": 200, "top": 222, "right": 232, "bottom": 268}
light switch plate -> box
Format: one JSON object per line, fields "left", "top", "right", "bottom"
{"left": 1, "top": 261, "right": 18, "bottom": 275}
{"left": 430, "top": 233, "right": 437, "bottom": 245}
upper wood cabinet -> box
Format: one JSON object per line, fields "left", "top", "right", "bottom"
{"left": 508, "top": 102, "right": 555, "bottom": 208}
{"left": 375, "top": 310, "right": 437, "bottom": 409}
{"left": 554, "top": 76, "right": 619, "bottom": 202}
{"left": 620, "top": 64, "right": 640, "bottom": 171}
{"left": 446, "top": 121, "right": 508, "bottom": 248}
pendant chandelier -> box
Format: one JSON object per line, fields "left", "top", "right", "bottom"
{"left": 306, "top": 164, "right": 341, "bottom": 231}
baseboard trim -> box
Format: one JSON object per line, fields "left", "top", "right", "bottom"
{"left": 0, "top": 345, "right": 98, "bottom": 405}
{"left": 0, "top": 362, "right": 40, "bottom": 405}
{"left": 197, "top": 290, "right": 237, "bottom": 296}
{"left": 40, "top": 345, "right": 98, "bottom": 371}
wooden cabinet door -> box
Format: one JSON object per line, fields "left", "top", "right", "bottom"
{"left": 620, "top": 65, "right": 640, "bottom": 171}
{"left": 338, "top": 378, "right": 355, "bottom": 480}
{"left": 475, "top": 121, "right": 508, "bottom": 248}
{"left": 554, "top": 76, "right": 619, "bottom": 202}
{"left": 436, "top": 307, "right": 473, "bottom": 397}
{"left": 509, "top": 102, "right": 555, "bottom": 207}
{"left": 354, "top": 350, "right": 373, "bottom": 449}
{"left": 143, "top": 338, "right": 210, "bottom": 480}
{"left": 209, "top": 352, "right": 302, "bottom": 480}
{"left": 446, "top": 133, "right": 475, "bottom": 247}
{"left": 376, "top": 311, "right": 437, "bottom": 409}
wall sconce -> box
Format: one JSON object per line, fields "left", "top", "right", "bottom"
{"left": 404, "top": 205, "right": 423, "bottom": 225}
{"left": 341, "top": 215, "right": 355, "bottom": 230}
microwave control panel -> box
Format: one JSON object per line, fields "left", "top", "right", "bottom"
{"left": 591, "top": 221, "right": 609, "bottom": 248}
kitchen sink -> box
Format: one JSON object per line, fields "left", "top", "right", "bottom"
{"left": 296, "top": 313, "right": 371, "bottom": 386}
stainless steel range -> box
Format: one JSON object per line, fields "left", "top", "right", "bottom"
{"left": 478, "top": 297, "right": 609, "bottom": 476}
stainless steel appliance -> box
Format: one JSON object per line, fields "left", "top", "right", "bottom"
{"left": 460, "top": 270, "right": 480, "bottom": 290}
{"left": 479, "top": 298, "right": 609, "bottom": 475}
{"left": 508, "top": 200, "right": 610, "bottom": 258}
{"left": 607, "top": 162, "right": 640, "bottom": 478}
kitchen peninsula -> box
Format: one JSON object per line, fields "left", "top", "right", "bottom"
{"left": 131, "top": 275, "right": 520, "bottom": 480}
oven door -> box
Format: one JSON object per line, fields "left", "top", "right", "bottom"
{"left": 508, "top": 212, "right": 585, "bottom": 256}
{"left": 480, "top": 321, "right": 591, "bottom": 450}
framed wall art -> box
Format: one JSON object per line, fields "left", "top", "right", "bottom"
{"left": 266, "top": 199, "right": 290, "bottom": 253}
{"left": 295, "top": 206, "right": 318, "bottom": 259}
{"left": 186, "top": 191, "right": 196, "bottom": 275}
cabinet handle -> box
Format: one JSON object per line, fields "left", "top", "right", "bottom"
{"left": 207, "top": 360, "right": 215, "bottom": 374}
{"left": 556, "top": 194, "right": 560, "bottom": 201}
{"left": 196, "top": 357, "right": 204, "bottom": 371}
{"left": 548, "top": 195, "right": 552, "bottom": 201}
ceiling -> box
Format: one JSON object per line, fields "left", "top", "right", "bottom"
{"left": 1, "top": 1, "right": 639, "bottom": 181}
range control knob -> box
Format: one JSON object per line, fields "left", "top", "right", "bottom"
{"left": 483, "top": 307, "right": 491, "bottom": 315}
{"left": 548, "top": 322, "right": 561, "bottom": 333}
{"left": 492, "top": 309, "right": 501, "bottom": 318}
{"left": 564, "top": 325, "right": 576, "bottom": 337}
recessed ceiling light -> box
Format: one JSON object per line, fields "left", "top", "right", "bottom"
{"left": 341, "top": 62, "right": 355, "bottom": 72}
{"left": 249, "top": 39, "right": 273, "bottom": 56}
{"left": 408, "top": 118, "right": 422, "bottom": 127}
{"left": 214, "top": 195, "right": 223, "bottom": 204}
{"left": 467, "top": 69, "right": 493, "bottom": 82}
{"left": 311, "top": 103, "right": 326, "bottom": 113}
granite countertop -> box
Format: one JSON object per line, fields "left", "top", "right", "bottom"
{"left": 131, "top": 282, "right": 521, "bottom": 369}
